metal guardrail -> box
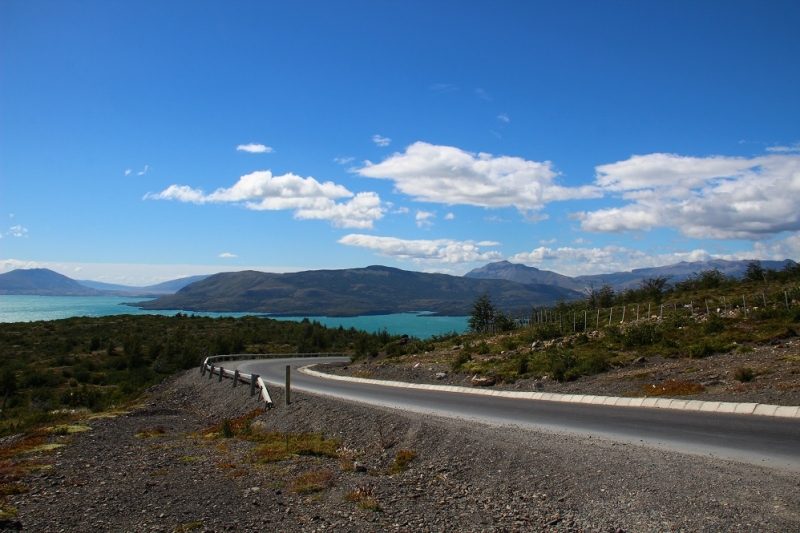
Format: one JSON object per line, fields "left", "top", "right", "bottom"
{"left": 200, "top": 353, "right": 348, "bottom": 410}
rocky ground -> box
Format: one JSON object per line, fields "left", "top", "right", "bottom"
{"left": 320, "top": 334, "right": 800, "bottom": 407}
{"left": 4, "top": 366, "right": 800, "bottom": 533}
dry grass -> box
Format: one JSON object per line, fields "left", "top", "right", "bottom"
{"left": 250, "top": 432, "right": 340, "bottom": 463}
{"left": 345, "top": 481, "right": 382, "bottom": 511}
{"left": 290, "top": 469, "right": 334, "bottom": 494}
{"left": 337, "top": 445, "right": 358, "bottom": 471}
{"left": 388, "top": 449, "right": 417, "bottom": 474}
{"left": 202, "top": 409, "right": 262, "bottom": 439}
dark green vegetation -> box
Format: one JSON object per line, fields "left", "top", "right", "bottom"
{"left": 134, "top": 265, "right": 583, "bottom": 316}
{"left": 0, "top": 313, "right": 416, "bottom": 437}
{"left": 455, "top": 261, "right": 800, "bottom": 384}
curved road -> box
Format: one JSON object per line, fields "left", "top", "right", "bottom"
{"left": 237, "top": 357, "right": 800, "bottom": 472}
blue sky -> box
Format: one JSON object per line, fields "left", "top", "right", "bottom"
{"left": 2, "top": 0, "right": 799, "bottom": 286}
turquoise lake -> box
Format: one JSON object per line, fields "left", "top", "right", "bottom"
{"left": 0, "top": 295, "right": 468, "bottom": 339}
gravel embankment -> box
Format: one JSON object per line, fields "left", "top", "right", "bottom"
{"left": 7, "top": 369, "right": 800, "bottom": 533}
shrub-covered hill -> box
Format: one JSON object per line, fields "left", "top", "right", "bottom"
{"left": 0, "top": 313, "right": 438, "bottom": 437}
{"left": 133, "top": 265, "right": 583, "bottom": 316}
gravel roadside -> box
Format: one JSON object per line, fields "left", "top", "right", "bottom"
{"left": 7, "top": 369, "right": 800, "bottom": 533}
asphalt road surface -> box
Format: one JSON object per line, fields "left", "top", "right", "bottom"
{"left": 236, "top": 357, "right": 800, "bottom": 472}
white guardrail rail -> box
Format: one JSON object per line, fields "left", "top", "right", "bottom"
{"left": 200, "top": 353, "right": 348, "bottom": 410}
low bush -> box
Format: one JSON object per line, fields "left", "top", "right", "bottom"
{"left": 734, "top": 367, "right": 756, "bottom": 383}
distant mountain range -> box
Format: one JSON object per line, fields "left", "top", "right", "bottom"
{"left": 133, "top": 265, "right": 584, "bottom": 316}
{"left": 2, "top": 258, "right": 796, "bottom": 316}
{"left": 76, "top": 275, "right": 210, "bottom": 295}
{"left": 0, "top": 268, "right": 208, "bottom": 297}
{"left": 464, "top": 259, "right": 797, "bottom": 291}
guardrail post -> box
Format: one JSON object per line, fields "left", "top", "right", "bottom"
{"left": 250, "top": 375, "right": 258, "bottom": 396}
{"left": 208, "top": 365, "right": 214, "bottom": 379}
{"left": 200, "top": 363, "right": 205, "bottom": 376}
{"left": 232, "top": 370, "right": 239, "bottom": 388}
{"left": 285, "top": 365, "right": 291, "bottom": 406}
{"left": 218, "top": 367, "right": 224, "bottom": 382}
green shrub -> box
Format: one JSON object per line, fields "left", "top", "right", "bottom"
{"left": 546, "top": 350, "right": 577, "bottom": 382}
{"left": 688, "top": 340, "right": 732, "bottom": 359}
{"left": 451, "top": 351, "right": 471, "bottom": 372}
{"left": 621, "top": 321, "right": 661, "bottom": 348}
{"left": 531, "top": 323, "right": 563, "bottom": 341}
{"left": 703, "top": 316, "right": 726, "bottom": 334}
{"left": 734, "top": 367, "right": 756, "bottom": 382}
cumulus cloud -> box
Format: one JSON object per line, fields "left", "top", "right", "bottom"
{"left": 574, "top": 153, "right": 800, "bottom": 240}
{"left": 509, "top": 245, "right": 718, "bottom": 277}
{"left": 137, "top": 165, "right": 150, "bottom": 176}
{"left": 357, "top": 142, "right": 600, "bottom": 216}
{"left": 338, "top": 234, "right": 503, "bottom": 265}
{"left": 145, "top": 170, "right": 386, "bottom": 229}
{"left": 124, "top": 169, "right": 131, "bottom": 176}
{"left": 219, "top": 252, "right": 238, "bottom": 258}
{"left": 372, "top": 135, "right": 391, "bottom": 147}
{"left": 333, "top": 157, "right": 354, "bottom": 164}
{"left": 237, "top": 143, "right": 273, "bottom": 153}
{"left": 416, "top": 210, "right": 435, "bottom": 228}
{"left": 445, "top": 213, "right": 455, "bottom": 220}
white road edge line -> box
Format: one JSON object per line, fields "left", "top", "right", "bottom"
{"left": 298, "top": 365, "right": 800, "bottom": 419}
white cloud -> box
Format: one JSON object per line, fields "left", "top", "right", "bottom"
{"left": 124, "top": 169, "right": 131, "bottom": 176}
{"left": 4, "top": 225, "right": 28, "bottom": 238}
{"left": 445, "top": 213, "right": 455, "bottom": 220}
{"left": 333, "top": 156, "right": 354, "bottom": 164}
{"left": 372, "top": 135, "right": 391, "bottom": 147}
{"left": 430, "top": 83, "right": 458, "bottom": 93}
{"left": 497, "top": 113, "right": 509, "bottom": 123}
{"left": 416, "top": 210, "right": 435, "bottom": 228}
{"left": 137, "top": 165, "right": 150, "bottom": 176}
{"left": 510, "top": 245, "right": 719, "bottom": 277}
{"left": 750, "top": 233, "right": 800, "bottom": 261}
{"left": 145, "top": 170, "right": 386, "bottom": 229}
{"left": 766, "top": 142, "right": 800, "bottom": 153}
{"left": 475, "top": 88, "right": 492, "bottom": 101}
{"left": 393, "top": 207, "right": 410, "bottom": 214}
{"left": 237, "top": 143, "right": 273, "bottom": 153}
{"left": 576, "top": 153, "right": 800, "bottom": 239}
{"left": 357, "top": 142, "right": 600, "bottom": 216}
{"left": 338, "top": 234, "right": 503, "bottom": 265}
{"left": 219, "top": 252, "right": 238, "bottom": 258}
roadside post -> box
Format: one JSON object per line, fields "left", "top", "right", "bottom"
{"left": 285, "top": 365, "right": 291, "bottom": 406}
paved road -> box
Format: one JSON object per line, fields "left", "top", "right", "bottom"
{"left": 237, "top": 357, "right": 800, "bottom": 471}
